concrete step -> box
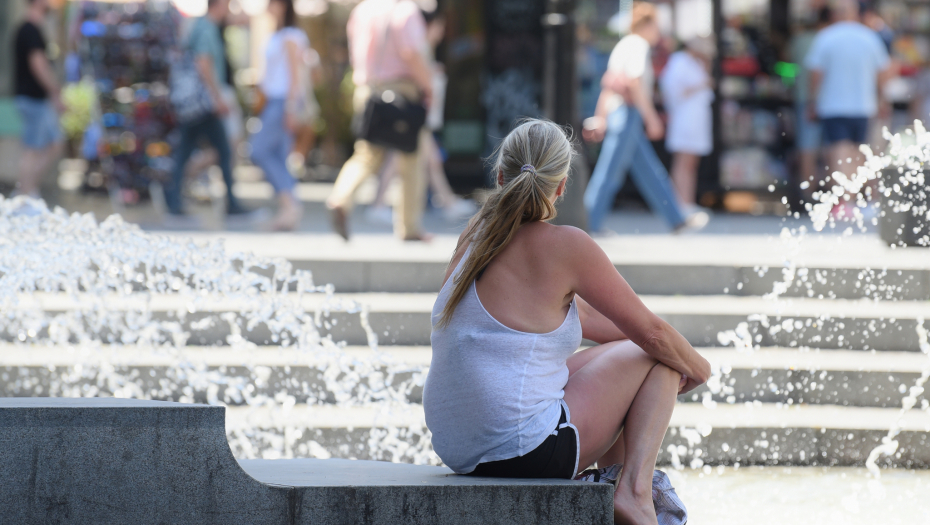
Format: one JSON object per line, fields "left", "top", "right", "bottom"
{"left": 178, "top": 232, "right": 930, "bottom": 300}
{"left": 9, "top": 293, "right": 930, "bottom": 351}
{"left": 223, "top": 402, "right": 930, "bottom": 469}
{"left": 1, "top": 345, "right": 926, "bottom": 409}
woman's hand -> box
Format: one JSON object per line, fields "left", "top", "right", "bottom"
{"left": 582, "top": 116, "right": 607, "bottom": 143}
{"left": 677, "top": 354, "right": 712, "bottom": 394}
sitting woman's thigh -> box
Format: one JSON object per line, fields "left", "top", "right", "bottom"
{"left": 563, "top": 341, "right": 659, "bottom": 463}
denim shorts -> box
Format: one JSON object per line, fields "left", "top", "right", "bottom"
{"left": 821, "top": 117, "right": 869, "bottom": 146}
{"left": 15, "top": 96, "right": 62, "bottom": 149}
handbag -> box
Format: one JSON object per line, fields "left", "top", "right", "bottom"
{"left": 353, "top": 1, "right": 427, "bottom": 153}
{"left": 168, "top": 48, "right": 214, "bottom": 125}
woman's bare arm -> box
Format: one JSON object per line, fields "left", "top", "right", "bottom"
{"left": 577, "top": 296, "right": 627, "bottom": 344}
{"left": 560, "top": 228, "right": 711, "bottom": 389}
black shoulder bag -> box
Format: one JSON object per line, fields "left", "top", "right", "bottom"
{"left": 353, "top": 2, "right": 427, "bottom": 153}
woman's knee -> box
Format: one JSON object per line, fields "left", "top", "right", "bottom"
{"left": 602, "top": 341, "right": 659, "bottom": 372}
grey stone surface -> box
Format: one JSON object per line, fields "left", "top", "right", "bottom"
{"left": 0, "top": 398, "right": 612, "bottom": 524}
{"left": 242, "top": 458, "right": 613, "bottom": 525}
{"left": 272, "top": 258, "right": 930, "bottom": 300}
{"left": 0, "top": 361, "right": 919, "bottom": 409}
{"left": 11, "top": 300, "right": 929, "bottom": 351}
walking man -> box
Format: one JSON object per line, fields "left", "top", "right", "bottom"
{"left": 326, "top": 0, "right": 433, "bottom": 241}
{"left": 13, "top": 0, "right": 63, "bottom": 200}
{"left": 164, "top": 0, "right": 248, "bottom": 217}
{"left": 583, "top": 2, "right": 706, "bottom": 234}
{"left": 805, "top": 0, "right": 890, "bottom": 179}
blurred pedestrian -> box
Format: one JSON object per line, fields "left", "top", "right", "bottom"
{"left": 805, "top": 0, "right": 890, "bottom": 178}
{"left": 13, "top": 0, "right": 64, "bottom": 200}
{"left": 250, "top": 0, "right": 309, "bottom": 231}
{"left": 365, "top": 9, "right": 475, "bottom": 224}
{"left": 861, "top": 4, "right": 894, "bottom": 53}
{"left": 911, "top": 62, "right": 930, "bottom": 124}
{"left": 790, "top": 7, "right": 830, "bottom": 201}
{"left": 326, "top": 0, "right": 433, "bottom": 241}
{"left": 659, "top": 36, "right": 715, "bottom": 209}
{"left": 184, "top": 15, "right": 249, "bottom": 187}
{"left": 165, "top": 0, "right": 248, "bottom": 217}
{"left": 582, "top": 2, "right": 707, "bottom": 234}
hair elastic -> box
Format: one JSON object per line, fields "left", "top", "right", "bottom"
{"left": 520, "top": 164, "right": 537, "bottom": 176}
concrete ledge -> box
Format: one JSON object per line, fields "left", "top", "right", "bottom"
{"left": 0, "top": 398, "right": 612, "bottom": 524}
{"left": 241, "top": 458, "right": 613, "bottom": 524}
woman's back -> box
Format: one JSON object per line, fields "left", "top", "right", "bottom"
{"left": 469, "top": 222, "right": 576, "bottom": 333}
{"left": 425, "top": 223, "right": 583, "bottom": 474}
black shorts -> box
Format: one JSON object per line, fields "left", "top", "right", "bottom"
{"left": 467, "top": 402, "right": 580, "bottom": 480}
{"left": 821, "top": 117, "right": 869, "bottom": 146}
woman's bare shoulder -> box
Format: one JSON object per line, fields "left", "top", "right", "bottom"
{"left": 524, "top": 222, "right": 599, "bottom": 254}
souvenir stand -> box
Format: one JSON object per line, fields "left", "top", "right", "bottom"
{"left": 74, "top": 0, "right": 180, "bottom": 203}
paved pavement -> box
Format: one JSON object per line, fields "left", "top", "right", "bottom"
{"left": 46, "top": 175, "right": 845, "bottom": 237}
{"left": 674, "top": 466, "right": 930, "bottom": 524}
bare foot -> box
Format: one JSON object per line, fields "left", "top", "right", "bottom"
{"left": 613, "top": 482, "right": 657, "bottom": 525}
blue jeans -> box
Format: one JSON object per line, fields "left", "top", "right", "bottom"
{"left": 250, "top": 99, "right": 297, "bottom": 195}
{"left": 584, "top": 107, "right": 686, "bottom": 231}
{"left": 15, "top": 96, "right": 62, "bottom": 150}
{"left": 165, "top": 113, "right": 238, "bottom": 214}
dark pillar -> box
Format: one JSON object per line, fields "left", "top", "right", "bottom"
{"left": 542, "top": 0, "right": 588, "bottom": 231}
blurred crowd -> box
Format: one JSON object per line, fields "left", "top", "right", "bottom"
{"left": 9, "top": 0, "right": 471, "bottom": 239}
{"left": 8, "top": 0, "right": 928, "bottom": 235}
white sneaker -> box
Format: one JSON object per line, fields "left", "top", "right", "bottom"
{"left": 673, "top": 210, "right": 709, "bottom": 234}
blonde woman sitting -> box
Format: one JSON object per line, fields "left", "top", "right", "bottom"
{"left": 423, "top": 119, "right": 710, "bottom": 525}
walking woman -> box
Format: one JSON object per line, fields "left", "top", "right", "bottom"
{"left": 250, "top": 0, "right": 308, "bottom": 230}
{"left": 659, "top": 36, "right": 715, "bottom": 209}
{"left": 424, "top": 119, "right": 710, "bottom": 524}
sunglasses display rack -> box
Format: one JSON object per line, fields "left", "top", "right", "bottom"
{"left": 74, "top": 0, "right": 181, "bottom": 202}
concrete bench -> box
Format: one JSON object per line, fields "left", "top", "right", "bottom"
{"left": 0, "top": 398, "right": 612, "bottom": 524}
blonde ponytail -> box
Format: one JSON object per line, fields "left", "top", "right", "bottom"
{"left": 437, "top": 119, "right": 575, "bottom": 328}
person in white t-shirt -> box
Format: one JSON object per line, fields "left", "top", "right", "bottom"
{"left": 250, "top": 0, "right": 310, "bottom": 231}
{"left": 805, "top": 0, "right": 890, "bottom": 179}
{"left": 582, "top": 2, "right": 707, "bottom": 234}
{"left": 659, "top": 37, "right": 715, "bottom": 208}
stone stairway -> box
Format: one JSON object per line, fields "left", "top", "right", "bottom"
{"left": 4, "top": 232, "right": 930, "bottom": 470}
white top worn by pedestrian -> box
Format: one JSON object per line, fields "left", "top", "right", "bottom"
{"left": 660, "top": 50, "right": 714, "bottom": 156}
{"left": 604, "top": 33, "right": 654, "bottom": 114}
{"left": 261, "top": 27, "right": 310, "bottom": 99}
{"left": 424, "top": 244, "right": 583, "bottom": 474}
{"left": 804, "top": 21, "right": 889, "bottom": 118}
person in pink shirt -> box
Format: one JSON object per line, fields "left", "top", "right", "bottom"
{"left": 326, "top": 0, "right": 434, "bottom": 241}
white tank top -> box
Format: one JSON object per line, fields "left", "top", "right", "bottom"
{"left": 424, "top": 245, "right": 583, "bottom": 474}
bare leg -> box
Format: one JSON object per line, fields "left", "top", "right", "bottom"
{"left": 599, "top": 429, "right": 626, "bottom": 467}
{"left": 371, "top": 152, "right": 398, "bottom": 208}
{"left": 17, "top": 148, "right": 42, "bottom": 196}
{"left": 563, "top": 340, "right": 681, "bottom": 525}
{"left": 828, "top": 140, "right": 860, "bottom": 178}
{"left": 17, "top": 141, "right": 61, "bottom": 197}
{"left": 613, "top": 363, "right": 680, "bottom": 525}
{"left": 669, "top": 152, "right": 699, "bottom": 206}
{"left": 798, "top": 149, "right": 818, "bottom": 201}
{"left": 424, "top": 137, "right": 458, "bottom": 208}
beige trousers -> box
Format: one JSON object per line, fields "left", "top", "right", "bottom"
{"left": 328, "top": 80, "right": 427, "bottom": 238}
